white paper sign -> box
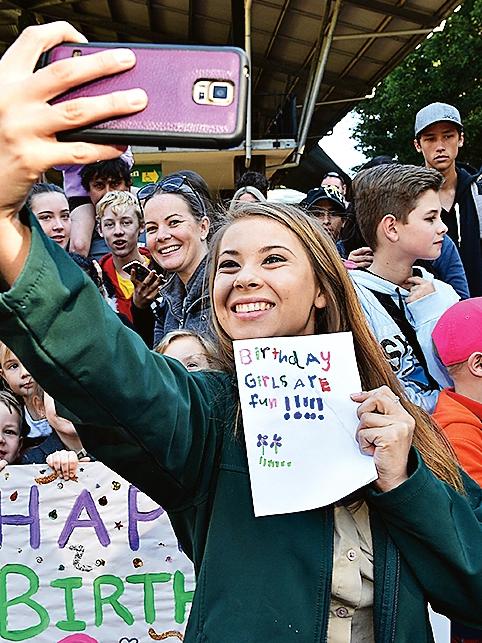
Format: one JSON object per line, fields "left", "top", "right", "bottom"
{"left": 234, "top": 332, "right": 378, "bottom": 516}
{"left": 0, "top": 463, "right": 195, "bottom": 642}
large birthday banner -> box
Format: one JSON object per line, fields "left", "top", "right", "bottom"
{"left": 0, "top": 463, "right": 195, "bottom": 642}
{"left": 234, "top": 332, "right": 378, "bottom": 516}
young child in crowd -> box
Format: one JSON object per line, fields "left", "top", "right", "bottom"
{"left": 0, "top": 342, "right": 52, "bottom": 440}
{"left": 350, "top": 164, "right": 459, "bottom": 412}
{"left": 0, "top": 387, "right": 88, "bottom": 481}
{"left": 96, "top": 190, "right": 161, "bottom": 324}
{"left": 0, "top": 390, "right": 28, "bottom": 468}
{"left": 155, "top": 329, "right": 215, "bottom": 371}
{"left": 432, "top": 298, "right": 482, "bottom": 485}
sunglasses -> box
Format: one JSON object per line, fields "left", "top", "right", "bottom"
{"left": 137, "top": 175, "right": 207, "bottom": 217}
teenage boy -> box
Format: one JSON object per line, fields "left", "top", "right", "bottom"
{"left": 432, "top": 298, "right": 482, "bottom": 485}
{"left": 96, "top": 190, "right": 155, "bottom": 323}
{"left": 63, "top": 157, "right": 133, "bottom": 259}
{"left": 414, "top": 102, "right": 482, "bottom": 297}
{"left": 351, "top": 164, "right": 459, "bottom": 412}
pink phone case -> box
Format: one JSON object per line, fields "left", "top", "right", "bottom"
{"left": 42, "top": 43, "right": 248, "bottom": 148}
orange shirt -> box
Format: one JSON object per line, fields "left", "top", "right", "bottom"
{"left": 433, "top": 389, "right": 482, "bottom": 486}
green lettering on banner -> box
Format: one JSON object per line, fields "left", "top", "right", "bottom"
{"left": 93, "top": 575, "right": 134, "bottom": 627}
{"left": 50, "top": 577, "right": 86, "bottom": 631}
{"left": 0, "top": 564, "right": 49, "bottom": 641}
{"left": 126, "top": 572, "right": 171, "bottom": 623}
{"left": 173, "top": 571, "right": 194, "bottom": 624}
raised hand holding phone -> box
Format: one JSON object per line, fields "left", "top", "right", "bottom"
{"left": 0, "top": 22, "right": 147, "bottom": 287}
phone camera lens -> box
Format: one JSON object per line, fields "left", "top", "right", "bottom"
{"left": 213, "top": 85, "right": 228, "bottom": 100}
{"left": 199, "top": 92, "right": 205, "bottom": 99}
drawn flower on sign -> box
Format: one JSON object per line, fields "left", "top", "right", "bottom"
{"left": 257, "top": 434, "right": 268, "bottom": 455}
{"left": 270, "top": 434, "right": 282, "bottom": 454}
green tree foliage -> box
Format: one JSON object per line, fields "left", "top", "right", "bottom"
{"left": 353, "top": 0, "right": 482, "bottom": 169}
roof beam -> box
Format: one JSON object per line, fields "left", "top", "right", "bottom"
{"left": 188, "top": 0, "right": 205, "bottom": 42}
{"left": 345, "top": 0, "right": 440, "bottom": 27}
{"left": 14, "top": 3, "right": 175, "bottom": 42}
{"left": 252, "top": 53, "right": 368, "bottom": 93}
{"left": 230, "top": 0, "right": 245, "bottom": 47}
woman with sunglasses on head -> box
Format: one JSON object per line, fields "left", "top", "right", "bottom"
{"left": 0, "top": 23, "right": 481, "bottom": 643}
{"left": 135, "top": 171, "right": 212, "bottom": 347}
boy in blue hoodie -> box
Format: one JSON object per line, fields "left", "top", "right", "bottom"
{"left": 350, "top": 164, "right": 459, "bottom": 412}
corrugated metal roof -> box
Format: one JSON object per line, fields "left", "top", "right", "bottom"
{"left": 0, "top": 0, "right": 461, "bottom": 164}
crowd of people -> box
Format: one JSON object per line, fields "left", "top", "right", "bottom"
{"left": 0, "top": 21, "right": 481, "bottom": 643}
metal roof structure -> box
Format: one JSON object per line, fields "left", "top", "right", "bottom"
{"left": 0, "top": 0, "right": 462, "bottom": 187}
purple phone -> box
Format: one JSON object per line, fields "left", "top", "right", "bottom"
{"left": 40, "top": 43, "right": 249, "bottom": 148}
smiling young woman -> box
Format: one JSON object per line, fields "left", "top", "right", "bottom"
{"left": 0, "top": 23, "right": 481, "bottom": 643}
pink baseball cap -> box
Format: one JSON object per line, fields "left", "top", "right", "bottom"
{"left": 432, "top": 298, "right": 482, "bottom": 366}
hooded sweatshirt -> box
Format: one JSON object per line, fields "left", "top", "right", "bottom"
{"left": 433, "top": 389, "right": 482, "bottom": 486}
{"left": 442, "top": 167, "right": 482, "bottom": 297}
{"left": 350, "top": 267, "right": 459, "bottom": 412}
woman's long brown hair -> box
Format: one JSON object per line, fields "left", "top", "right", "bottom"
{"left": 208, "top": 202, "right": 463, "bottom": 492}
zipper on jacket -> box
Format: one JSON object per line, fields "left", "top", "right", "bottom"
{"left": 370, "top": 509, "right": 401, "bottom": 643}
{"left": 389, "top": 551, "right": 400, "bottom": 643}
{"left": 318, "top": 507, "right": 334, "bottom": 643}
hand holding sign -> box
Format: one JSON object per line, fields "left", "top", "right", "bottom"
{"left": 234, "top": 332, "right": 377, "bottom": 516}
{"left": 352, "top": 386, "right": 415, "bottom": 492}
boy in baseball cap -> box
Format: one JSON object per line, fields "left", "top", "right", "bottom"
{"left": 432, "top": 297, "right": 482, "bottom": 485}
{"left": 414, "top": 102, "right": 482, "bottom": 298}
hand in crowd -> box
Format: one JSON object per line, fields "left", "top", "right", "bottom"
{"left": 403, "top": 276, "right": 435, "bottom": 303}
{"left": 351, "top": 386, "right": 415, "bottom": 492}
{"left": 131, "top": 269, "right": 164, "bottom": 309}
{"left": 0, "top": 22, "right": 147, "bottom": 285}
{"left": 347, "top": 246, "right": 374, "bottom": 268}
{"left": 47, "top": 449, "right": 90, "bottom": 481}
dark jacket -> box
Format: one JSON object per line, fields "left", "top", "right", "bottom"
{"left": 1, "top": 221, "right": 482, "bottom": 642}
{"left": 152, "top": 255, "right": 211, "bottom": 346}
{"left": 421, "top": 233, "right": 470, "bottom": 299}
{"left": 442, "top": 166, "right": 482, "bottom": 297}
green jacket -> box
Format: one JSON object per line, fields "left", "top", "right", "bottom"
{"left": 1, "top": 220, "right": 482, "bottom": 642}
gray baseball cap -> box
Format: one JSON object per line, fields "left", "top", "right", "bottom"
{"left": 414, "top": 102, "right": 462, "bottom": 137}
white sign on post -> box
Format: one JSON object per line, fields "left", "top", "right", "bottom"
{"left": 234, "top": 332, "right": 378, "bottom": 516}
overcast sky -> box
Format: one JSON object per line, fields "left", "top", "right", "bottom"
{"left": 318, "top": 110, "right": 367, "bottom": 176}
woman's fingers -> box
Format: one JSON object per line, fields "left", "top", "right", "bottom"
{"left": 351, "top": 386, "right": 415, "bottom": 492}
{"left": 0, "top": 22, "right": 87, "bottom": 79}
{"left": 32, "top": 140, "right": 128, "bottom": 172}
{"left": 31, "top": 47, "right": 139, "bottom": 101}
{"left": 39, "top": 89, "right": 147, "bottom": 135}
{"left": 351, "top": 385, "right": 402, "bottom": 417}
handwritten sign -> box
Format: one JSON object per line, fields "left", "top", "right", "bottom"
{"left": 234, "top": 332, "right": 377, "bottom": 516}
{"left": 0, "top": 463, "right": 195, "bottom": 642}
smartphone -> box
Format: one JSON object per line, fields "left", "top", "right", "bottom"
{"left": 122, "top": 260, "right": 152, "bottom": 281}
{"left": 40, "top": 43, "right": 249, "bottom": 148}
